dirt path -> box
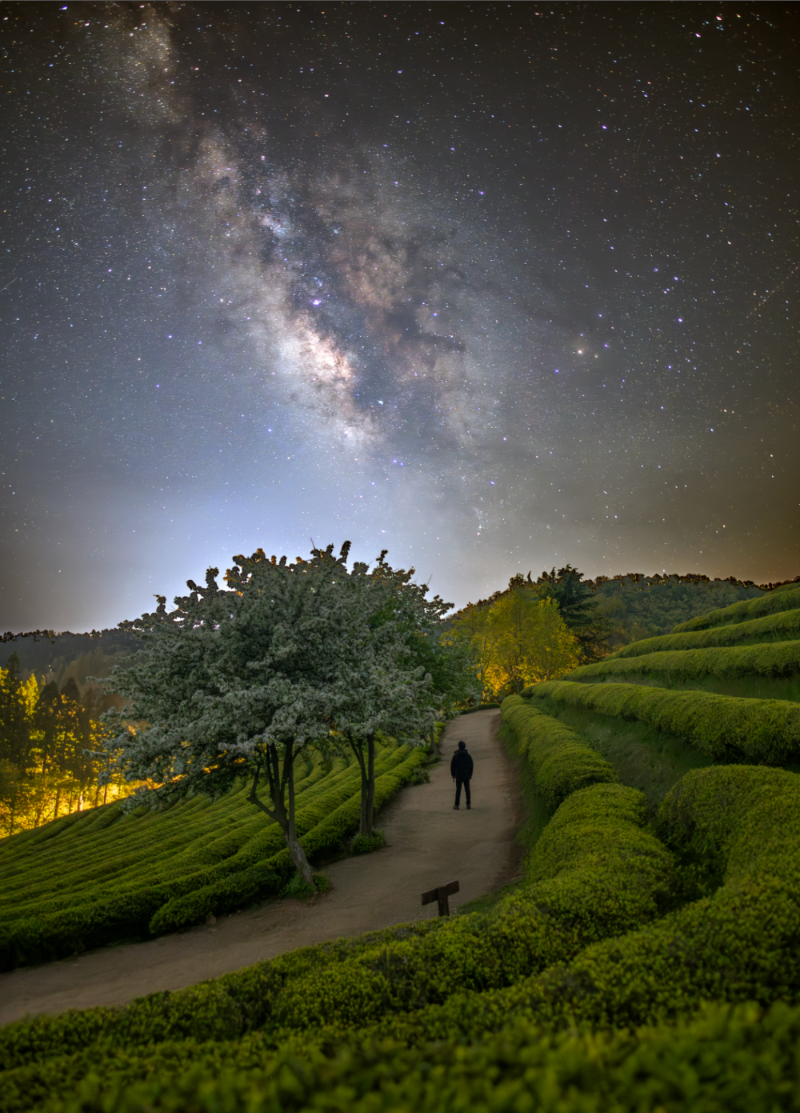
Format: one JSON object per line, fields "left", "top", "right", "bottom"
{"left": 1, "top": 710, "right": 520, "bottom": 1026}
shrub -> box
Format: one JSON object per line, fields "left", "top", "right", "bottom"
{"left": 366, "top": 763, "right": 800, "bottom": 1045}
{"left": 7, "top": 1000, "right": 800, "bottom": 1113}
{"left": 501, "top": 694, "right": 617, "bottom": 809}
{"left": 350, "top": 830, "right": 387, "bottom": 855}
{"left": 526, "top": 680, "right": 800, "bottom": 763}
{"left": 569, "top": 640, "right": 800, "bottom": 684}
{"left": 605, "top": 606, "right": 800, "bottom": 660}
{"left": 671, "top": 587, "right": 800, "bottom": 634}
{"left": 0, "top": 783, "right": 675, "bottom": 1070}
{"left": 0, "top": 746, "right": 426, "bottom": 970}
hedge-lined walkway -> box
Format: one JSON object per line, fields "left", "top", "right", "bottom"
{"left": 1, "top": 710, "right": 520, "bottom": 1026}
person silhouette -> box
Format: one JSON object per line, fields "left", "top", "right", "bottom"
{"left": 450, "top": 740, "right": 474, "bottom": 810}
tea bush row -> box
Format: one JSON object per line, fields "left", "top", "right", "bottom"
{"left": 0, "top": 754, "right": 341, "bottom": 896}
{"left": 0, "top": 781, "right": 675, "bottom": 1070}
{"left": 5, "top": 1001, "right": 800, "bottom": 1113}
{"left": 569, "top": 639, "right": 800, "bottom": 684}
{"left": 671, "top": 586, "right": 800, "bottom": 633}
{"left": 0, "top": 747, "right": 425, "bottom": 971}
{"left": 501, "top": 694, "right": 618, "bottom": 808}
{"left": 608, "top": 605, "right": 800, "bottom": 660}
{"left": 2, "top": 755, "right": 372, "bottom": 922}
{"left": 525, "top": 680, "right": 800, "bottom": 763}
{"left": 355, "top": 763, "right": 800, "bottom": 1047}
{"left": 4, "top": 765, "right": 800, "bottom": 1111}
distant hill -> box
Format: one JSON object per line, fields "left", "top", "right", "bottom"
{"left": 0, "top": 630, "right": 139, "bottom": 687}
{"left": 590, "top": 574, "right": 766, "bottom": 650}
{"left": 451, "top": 571, "right": 800, "bottom": 656}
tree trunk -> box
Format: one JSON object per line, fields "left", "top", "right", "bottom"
{"left": 365, "top": 733, "right": 376, "bottom": 836}
{"left": 348, "top": 735, "right": 370, "bottom": 836}
{"left": 248, "top": 744, "right": 314, "bottom": 886}
{"left": 285, "top": 746, "right": 313, "bottom": 885}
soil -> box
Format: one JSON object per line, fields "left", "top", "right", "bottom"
{"left": 0, "top": 710, "right": 521, "bottom": 1026}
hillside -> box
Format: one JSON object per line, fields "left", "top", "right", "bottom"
{"left": 2, "top": 587, "right": 800, "bottom": 1108}
{"left": 0, "top": 630, "right": 137, "bottom": 688}
{"left": 0, "top": 741, "right": 427, "bottom": 970}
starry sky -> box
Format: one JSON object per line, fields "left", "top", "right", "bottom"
{"left": 1, "top": 1, "right": 798, "bottom": 633}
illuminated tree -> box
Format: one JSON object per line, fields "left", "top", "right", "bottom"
{"left": 449, "top": 589, "right": 581, "bottom": 699}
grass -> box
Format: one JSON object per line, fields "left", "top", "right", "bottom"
{"left": 529, "top": 694, "right": 713, "bottom": 808}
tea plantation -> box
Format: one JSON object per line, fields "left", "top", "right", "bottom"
{"left": 0, "top": 742, "right": 428, "bottom": 971}
{"left": 3, "top": 586, "right": 800, "bottom": 1110}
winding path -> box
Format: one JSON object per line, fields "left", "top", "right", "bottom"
{"left": 0, "top": 710, "right": 520, "bottom": 1026}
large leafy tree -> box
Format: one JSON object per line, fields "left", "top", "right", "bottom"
{"left": 103, "top": 542, "right": 468, "bottom": 878}
{"left": 321, "top": 548, "right": 478, "bottom": 836}
{"left": 448, "top": 588, "right": 581, "bottom": 699}
{"left": 532, "top": 565, "right": 610, "bottom": 661}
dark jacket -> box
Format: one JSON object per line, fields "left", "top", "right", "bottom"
{"left": 451, "top": 748, "right": 474, "bottom": 780}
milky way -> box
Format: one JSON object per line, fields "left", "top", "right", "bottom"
{"left": 1, "top": 3, "right": 798, "bottom": 631}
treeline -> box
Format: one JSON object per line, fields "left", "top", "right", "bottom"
{"left": 452, "top": 567, "right": 770, "bottom": 656}
{"left": 0, "top": 654, "right": 134, "bottom": 838}
{"left": 0, "top": 629, "right": 138, "bottom": 685}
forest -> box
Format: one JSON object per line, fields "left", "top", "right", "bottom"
{"left": 0, "top": 645, "right": 133, "bottom": 837}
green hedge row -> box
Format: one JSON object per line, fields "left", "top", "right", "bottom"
{"left": 0, "top": 781, "right": 675, "bottom": 1072}
{"left": 671, "top": 586, "right": 800, "bottom": 634}
{"left": 149, "top": 746, "right": 432, "bottom": 934}
{"left": 0, "top": 756, "right": 336, "bottom": 897}
{"left": 569, "top": 639, "right": 800, "bottom": 684}
{"left": 3, "top": 758, "right": 800, "bottom": 1111}
{"left": 1, "top": 749, "right": 392, "bottom": 911}
{"left": 0, "top": 748, "right": 421, "bottom": 971}
{"left": 2, "top": 755, "right": 370, "bottom": 924}
{"left": 4, "top": 1001, "right": 800, "bottom": 1113}
{"left": 500, "top": 694, "right": 618, "bottom": 808}
{"left": 526, "top": 680, "right": 800, "bottom": 763}
{"left": 607, "top": 605, "right": 800, "bottom": 660}
{"left": 351, "top": 763, "right": 800, "bottom": 1052}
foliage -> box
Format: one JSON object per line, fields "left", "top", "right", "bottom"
{"left": 671, "top": 586, "right": 800, "bottom": 633}
{"left": 588, "top": 574, "right": 764, "bottom": 648}
{"left": 0, "top": 780, "right": 674, "bottom": 1074}
{"left": 606, "top": 603, "right": 800, "bottom": 659}
{"left": 103, "top": 542, "right": 455, "bottom": 875}
{"left": 569, "top": 639, "right": 800, "bottom": 684}
{"left": 526, "top": 679, "right": 800, "bottom": 763}
{"left": 350, "top": 830, "right": 386, "bottom": 855}
{"left": 0, "top": 744, "right": 426, "bottom": 970}
{"left": 447, "top": 590, "right": 580, "bottom": 700}
{"left": 451, "top": 570, "right": 765, "bottom": 654}
{"left": 0, "top": 660, "right": 128, "bottom": 838}
{"left": 528, "top": 694, "right": 713, "bottom": 807}
{"left": 3, "top": 1002, "right": 800, "bottom": 1113}
{"left": 5, "top": 575, "right": 800, "bottom": 1109}
{"left": 0, "top": 630, "right": 138, "bottom": 688}
{"left": 501, "top": 694, "right": 617, "bottom": 809}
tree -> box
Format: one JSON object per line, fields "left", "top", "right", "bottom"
{"left": 449, "top": 589, "right": 581, "bottom": 699}
{"left": 102, "top": 543, "right": 467, "bottom": 878}
{"left": 315, "top": 547, "right": 477, "bottom": 835}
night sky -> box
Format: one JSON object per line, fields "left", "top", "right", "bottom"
{"left": 2, "top": 1, "right": 798, "bottom": 633}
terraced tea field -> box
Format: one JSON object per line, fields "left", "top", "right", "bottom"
{"left": 4, "top": 585, "right": 800, "bottom": 1111}
{"left": 0, "top": 741, "right": 427, "bottom": 971}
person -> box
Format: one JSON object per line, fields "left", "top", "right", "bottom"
{"left": 450, "top": 740, "right": 474, "bottom": 810}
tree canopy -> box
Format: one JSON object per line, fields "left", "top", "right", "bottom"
{"left": 103, "top": 542, "right": 474, "bottom": 879}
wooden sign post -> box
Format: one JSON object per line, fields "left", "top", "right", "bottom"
{"left": 421, "top": 880, "right": 460, "bottom": 917}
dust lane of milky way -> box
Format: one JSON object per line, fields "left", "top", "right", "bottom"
{"left": 0, "top": 2, "right": 797, "bottom": 631}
